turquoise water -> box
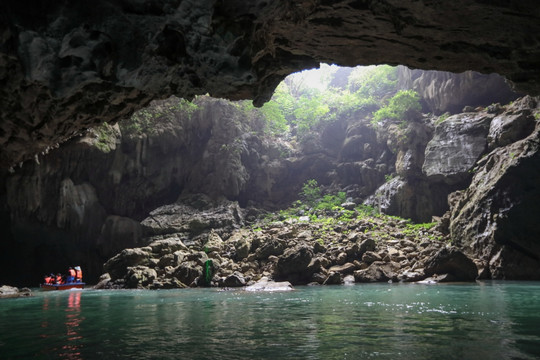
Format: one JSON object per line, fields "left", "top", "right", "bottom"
{"left": 1, "top": 282, "right": 539, "bottom": 359}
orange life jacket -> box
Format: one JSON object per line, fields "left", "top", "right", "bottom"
{"left": 69, "top": 268, "right": 76, "bottom": 277}
{"left": 75, "top": 269, "right": 83, "bottom": 280}
{"left": 44, "top": 276, "right": 52, "bottom": 284}
{"left": 56, "top": 275, "right": 63, "bottom": 284}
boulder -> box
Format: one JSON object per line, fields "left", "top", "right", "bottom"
{"left": 354, "top": 261, "right": 400, "bottom": 282}
{"left": 222, "top": 272, "right": 246, "bottom": 287}
{"left": 423, "top": 113, "right": 493, "bottom": 185}
{"left": 173, "top": 263, "right": 202, "bottom": 286}
{"left": 149, "top": 238, "right": 188, "bottom": 256}
{"left": 0, "top": 285, "right": 32, "bottom": 299}
{"left": 323, "top": 272, "right": 343, "bottom": 285}
{"left": 328, "top": 263, "right": 356, "bottom": 274}
{"left": 203, "top": 230, "right": 224, "bottom": 253}
{"left": 424, "top": 248, "right": 478, "bottom": 281}
{"left": 362, "top": 251, "right": 382, "bottom": 264}
{"left": 488, "top": 110, "right": 535, "bottom": 149}
{"left": 103, "top": 247, "right": 152, "bottom": 280}
{"left": 255, "top": 238, "right": 285, "bottom": 260}
{"left": 274, "top": 245, "right": 314, "bottom": 284}
{"left": 245, "top": 277, "right": 294, "bottom": 292}
{"left": 126, "top": 266, "right": 157, "bottom": 288}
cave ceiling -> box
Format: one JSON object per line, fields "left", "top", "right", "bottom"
{"left": 1, "top": 0, "right": 539, "bottom": 168}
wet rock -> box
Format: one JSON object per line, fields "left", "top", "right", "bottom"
{"left": 245, "top": 277, "right": 294, "bottom": 292}
{"left": 150, "top": 278, "right": 188, "bottom": 290}
{"left": 424, "top": 248, "right": 478, "bottom": 281}
{"left": 222, "top": 272, "right": 246, "bottom": 287}
{"left": 323, "top": 272, "right": 343, "bottom": 285}
{"left": 0, "top": 285, "right": 32, "bottom": 299}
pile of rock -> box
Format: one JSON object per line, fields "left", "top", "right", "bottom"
{"left": 97, "top": 211, "right": 478, "bottom": 290}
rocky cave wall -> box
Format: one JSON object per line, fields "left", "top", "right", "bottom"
{"left": 1, "top": 0, "right": 540, "bottom": 169}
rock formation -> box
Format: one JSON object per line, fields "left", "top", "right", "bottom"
{"left": 1, "top": 0, "right": 540, "bottom": 168}
{"left": 449, "top": 96, "right": 540, "bottom": 279}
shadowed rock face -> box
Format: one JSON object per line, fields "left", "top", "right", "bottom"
{"left": 1, "top": 0, "right": 540, "bottom": 168}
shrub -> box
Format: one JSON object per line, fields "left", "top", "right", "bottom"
{"left": 372, "top": 90, "right": 421, "bottom": 124}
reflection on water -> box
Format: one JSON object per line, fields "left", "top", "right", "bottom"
{"left": 60, "top": 291, "right": 83, "bottom": 359}
{"left": 1, "top": 282, "right": 539, "bottom": 359}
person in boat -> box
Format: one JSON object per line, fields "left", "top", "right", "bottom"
{"left": 67, "top": 267, "right": 76, "bottom": 283}
{"left": 44, "top": 274, "right": 54, "bottom": 284}
{"left": 74, "top": 266, "right": 83, "bottom": 283}
{"left": 55, "top": 273, "right": 64, "bottom": 284}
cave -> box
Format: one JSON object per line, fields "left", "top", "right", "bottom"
{"left": 0, "top": 1, "right": 539, "bottom": 284}
{"left": 2, "top": 1, "right": 540, "bottom": 358}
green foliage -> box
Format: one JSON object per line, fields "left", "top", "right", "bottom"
{"left": 300, "top": 179, "right": 321, "bottom": 207}
{"left": 94, "top": 122, "right": 117, "bottom": 153}
{"left": 384, "top": 174, "right": 394, "bottom": 183}
{"left": 121, "top": 98, "right": 199, "bottom": 136}
{"left": 260, "top": 100, "right": 289, "bottom": 135}
{"left": 315, "top": 192, "right": 346, "bottom": 211}
{"left": 348, "top": 65, "right": 398, "bottom": 99}
{"left": 435, "top": 112, "right": 450, "bottom": 125}
{"left": 293, "top": 95, "right": 330, "bottom": 135}
{"left": 372, "top": 90, "right": 421, "bottom": 124}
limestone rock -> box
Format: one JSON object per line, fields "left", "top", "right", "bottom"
{"left": 398, "top": 66, "right": 519, "bottom": 115}
{"left": 423, "top": 113, "right": 493, "bottom": 185}
{"left": 222, "top": 272, "right": 246, "bottom": 287}
{"left": 487, "top": 97, "right": 537, "bottom": 149}
{"left": 126, "top": 266, "right": 157, "bottom": 288}
{"left": 0, "top": 285, "right": 32, "bottom": 299}
{"left": 103, "top": 247, "right": 152, "bottom": 280}
{"left": 274, "top": 245, "right": 314, "bottom": 284}
{"left": 354, "top": 261, "right": 400, "bottom": 283}
{"left": 245, "top": 277, "right": 294, "bottom": 292}
{"left": 424, "top": 248, "right": 478, "bottom": 281}
{"left": 449, "top": 101, "right": 540, "bottom": 279}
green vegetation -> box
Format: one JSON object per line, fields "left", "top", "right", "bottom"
{"left": 93, "top": 122, "right": 118, "bottom": 153}
{"left": 121, "top": 97, "right": 199, "bottom": 136}
{"left": 254, "top": 179, "right": 444, "bottom": 245}
{"left": 435, "top": 112, "right": 450, "bottom": 125}
{"left": 372, "top": 89, "right": 421, "bottom": 124}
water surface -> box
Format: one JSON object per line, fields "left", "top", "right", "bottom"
{"left": 1, "top": 281, "right": 539, "bottom": 359}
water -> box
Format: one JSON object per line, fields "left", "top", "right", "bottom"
{"left": 1, "top": 282, "right": 539, "bottom": 360}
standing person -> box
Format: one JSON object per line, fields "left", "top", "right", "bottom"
{"left": 67, "top": 267, "right": 76, "bottom": 283}
{"left": 74, "top": 266, "right": 83, "bottom": 283}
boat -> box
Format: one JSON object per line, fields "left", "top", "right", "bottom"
{"left": 40, "top": 282, "right": 85, "bottom": 291}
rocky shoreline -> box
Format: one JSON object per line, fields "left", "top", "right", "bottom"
{"left": 96, "top": 201, "right": 478, "bottom": 290}
{"left": 0, "top": 286, "right": 32, "bottom": 299}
